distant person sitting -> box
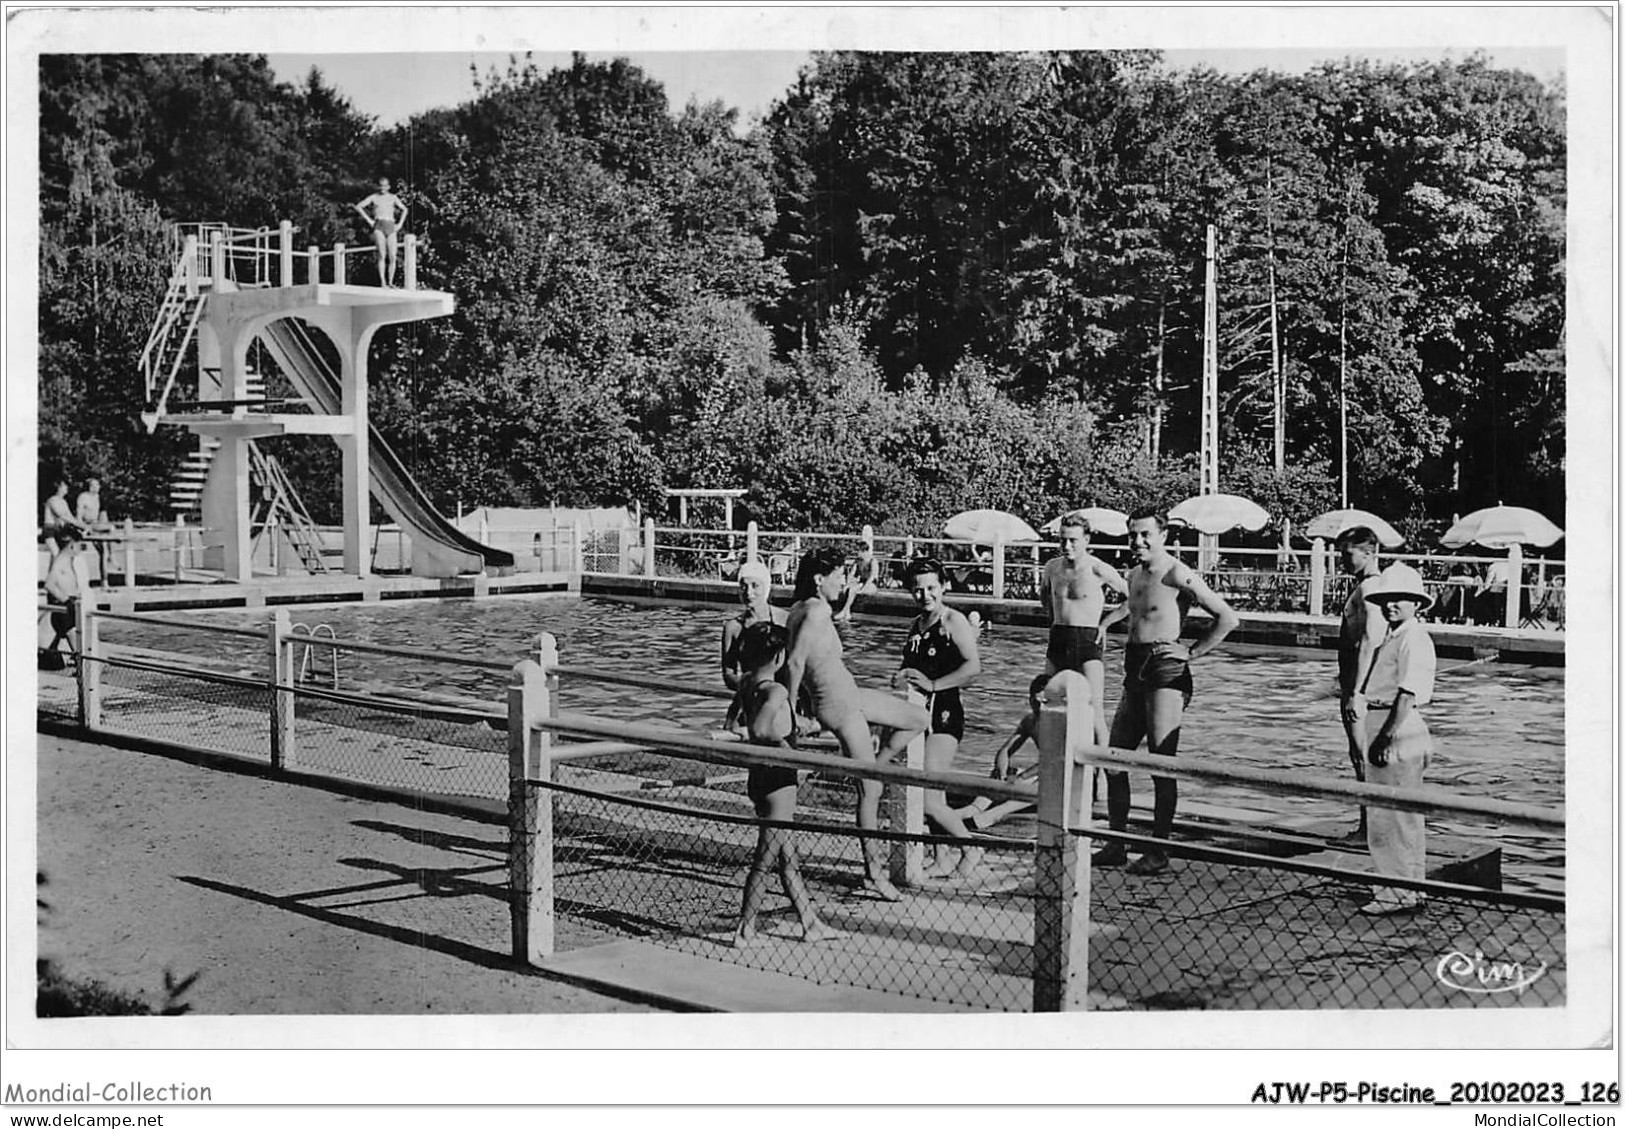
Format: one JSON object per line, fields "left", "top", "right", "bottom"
{"left": 43, "top": 530, "right": 89, "bottom": 659}
{"left": 41, "top": 480, "right": 86, "bottom": 552}
{"left": 1473, "top": 556, "right": 1513, "bottom": 624}
{"left": 354, "top": 177, "right": 408, "bottom": 287}
{"left": 832, "top": 543, "right": 880, "bottom": 624}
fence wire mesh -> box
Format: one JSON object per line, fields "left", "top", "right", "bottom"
{"left": 1079, "top": 831, "right": 1564, "bottom": 1011}
{"left": 94, "top": 653, "right": 271, "bottom": 762}
{"left": 542, "top": 766, "right": 1039, "bottom": 1011}
{"left": 289, "top": 685, "right": 508, "bottom": 801}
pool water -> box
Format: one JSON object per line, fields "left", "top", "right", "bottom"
{"left": 119, "top": 593, "right": 1566, "bottom": 890}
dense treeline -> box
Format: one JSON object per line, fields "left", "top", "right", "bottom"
{"left": 38, "top": 50, "right": 1564, "bottom": 540}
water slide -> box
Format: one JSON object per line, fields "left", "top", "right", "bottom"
{"left": 258, "top": 319, "right": 514, "bottom": 578}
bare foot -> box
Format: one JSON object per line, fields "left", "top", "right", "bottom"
{"left": 862, "top": 875, "right": 904, "bottom": 902}
{"left": 951, "top": 848, "right": 985, "bottom": 881}
{"left": 801, "top": 920, "right": 847, "bottom": 943}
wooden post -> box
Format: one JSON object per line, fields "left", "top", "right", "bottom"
{"left": 510, "top": 633, "right": 558, "bottom": 964}
{"left": 404, "top": 234, "right": 418, "bottom": 290}
{"left": 888, "top": 688, "right": 927, "bottom": 887}
{"left": 122, "top": 517, "right": 136, "bottom": 589}
{"left": 571, "top": 520, "right": 584, "bottom": 580}
{"left": 334, "top": 243, "right": 347, "bottom": 286}
{"left": 746, "top": 520, "right": 759, "bottom": 562}
{"left": 307, "top": 244, "right": 319, "bottom": 285}
{"left": 1032, "top": 669, "right": 1093, "bottom": 1012}
{"left": 268, "top": 609, "right": 296, "bottom": 770}
{"left": 184, "top": 234, "right": 200, "bottom": 297}
{"left": 76, "top": 597, "right": 101, "bottom": 730}
{"left": 1309, "top": 537, "right": 1326, "bottom": 617}
{"left": 173, "top": 520, "right": 184, "bottom": 584}
{"left": 279, "top": 221, "right": 294, "bottom": 288}
{"left": 992, "top": 533, "right": 1006, "bottom": 599}
{"left": 1505, "top": 544, "right": 1523, "bottom": 627}
{"left": 643, "top": 517, "right": 657, "bottom": 578}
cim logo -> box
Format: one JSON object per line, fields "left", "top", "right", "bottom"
{"left": 1435, "top": 949, "right": 1548, "bottom": 996}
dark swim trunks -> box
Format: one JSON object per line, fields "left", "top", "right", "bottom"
{"left": 747, "top": 762, "right": 800, "bottom": 805}
{"left": 1047, "top": 624, "right": 1103, "bottom": 672}
{"left": 50, "top": 596, "right": 79, "bottom": 636}
{"left": 1124, "top": 640, "right": 1194, "bottom": 707}
{"left": 924, "top": 687, "right": 965, "bottom": 742}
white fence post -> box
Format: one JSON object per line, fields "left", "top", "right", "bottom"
{"left": 888, "top": 688, "right": 927, "bottom": 887}
{"left": 1032, "top": 669, "right": 1093, "bottom": 1012}
{"left": 279, "top": 220, "right": 294, "bottom": 287}
{"left": 746, "top": 520, "right": 759, "bottom": 562}
{"left": 1309, "top": 537, "right": 1327, "bottom": 617}
{"left": 992, "top": 533, "right": 1007, "bottom": 600}
{"left": 643, "top": 517, "right": 657, "bottom": 578}
{"left": 334, "top": 243, "right": 347, "bottom": 286}
{"left": 268, "top": 609, "right": 296, "bottom": 770}
{"left": 184, "top": 234, "right": 200, "bottom": 297}
{"left": 571, "top": 521, "right": 584, "bottom": 581}
{"left": 308, "top": 244, "right": 319, "bottom": 284}
{"left": 122, "top": 517, "right": 136, "bottom": 589}
{"left": 209, "top": 232, "right": 225, "bottom": 291}
{"left": 76, "top": 601, "right": 101, "bottom": 731}
{"left": 510, "top": 633, "right": 558, "bottom": 964}
{"left": 404, "top": 234, "right": 418, "bottom": 290}
{"left": 1505, "top": 544, "right": 1523, "bottom": 627}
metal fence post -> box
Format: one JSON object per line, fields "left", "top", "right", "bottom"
{"left": 268, "top": 609, "right": 295, "bottom": 770}
{"left": 643, "top": 517, "right": 657, "bottom": 578}
{"left": 992, "top": 533, "right": 1007, "bottom": 599}
{"left": 76, "top": 601, "right": 101, "bottom": 731}
{"left": 888, "top": 688, "right": 927, "bottom": 887}
{"left": 1032, "top": 669, "right": 1093, "bottom": 1012}
{"left": 1309, "top": 537, "right": 1326, "bottom": 617}
{"left": 510, "top": 633, "right": 558, "bottom": 964}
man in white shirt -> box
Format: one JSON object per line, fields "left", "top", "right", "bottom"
{"left": 1357, "top": 563, "right": 1439, "bottom": 914}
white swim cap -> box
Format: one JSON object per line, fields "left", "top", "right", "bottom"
{"left": 737, "top": 559, "right": 772, "bottom": 586}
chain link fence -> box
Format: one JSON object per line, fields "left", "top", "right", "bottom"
{"left": 543, "top": 766, "right": 1039, "bottom": 1011}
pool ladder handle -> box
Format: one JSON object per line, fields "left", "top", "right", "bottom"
{"left": 290, "top": 621, "right": 339, "bottom": 686}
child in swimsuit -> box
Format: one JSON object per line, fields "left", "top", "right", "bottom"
{"left": 894, "top": 556, "right": 984, "bottom": 879}
{"left": 730, "top": 621, "right": 841, "bottom": 947}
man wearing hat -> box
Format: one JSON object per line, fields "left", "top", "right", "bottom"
{"left": 1357, "top": 562, "right": 1439, "bottom": 914}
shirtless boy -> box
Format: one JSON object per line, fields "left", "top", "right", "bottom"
{"left": 783, "top": 546, "right": 928, "bottom": 901}
{"left": 1093, "top": 507, "right": 1239, "bottom": 875}
{"left": 1041, "top": 511, "right": 1129, "bottom": 750}
{"left": 1334, "top": 526, "right": 1385, "bottom": 846}
{"left": 354, "top": 177, "right": 408, "bottom": 287}
{"left": 729, "top": 621, "right": 842, "bottom": 946}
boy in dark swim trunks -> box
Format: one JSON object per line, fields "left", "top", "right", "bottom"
{"left": 1092, "top": 507, "right": 1238, "bottom": 876}
{"left": 730, "top": 621, "right": 842, "bottom": 947}
{"left": 1041, "top": 511, "right": 1129, "bottom": 752}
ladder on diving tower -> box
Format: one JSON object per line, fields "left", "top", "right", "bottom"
{"left": 248, "top": 444, "right": 330, "bottom": 574}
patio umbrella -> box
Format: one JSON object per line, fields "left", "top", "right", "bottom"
{"left": 942, "top": 508, "right": 1041, "bottom": 545}
{"left": 1167, "top": 493, "right": 1270, "bottom": 535}
{"left": 1040, "top": 507, "right": 1130, "bottom": 538}
{"left": 1305, "top": 508, "right": 1405, "bottom": 549}
{"left": 1440, "top": 504, "right": 1564, "bottom": 550}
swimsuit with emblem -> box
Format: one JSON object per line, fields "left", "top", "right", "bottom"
{"left": 902, "top": 615, "right": 968, "bottom": 741}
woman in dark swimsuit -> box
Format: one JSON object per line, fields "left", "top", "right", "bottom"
{"left": 892, "top": 556, "right": 984, "bottom": 880}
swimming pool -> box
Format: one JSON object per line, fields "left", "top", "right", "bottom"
{"left": 107, "top": 593, "right": 1566, "bottom": 890}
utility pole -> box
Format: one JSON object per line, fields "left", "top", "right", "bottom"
{"left": 1200, "top": 224, "right": 1219, "bottom": 498}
